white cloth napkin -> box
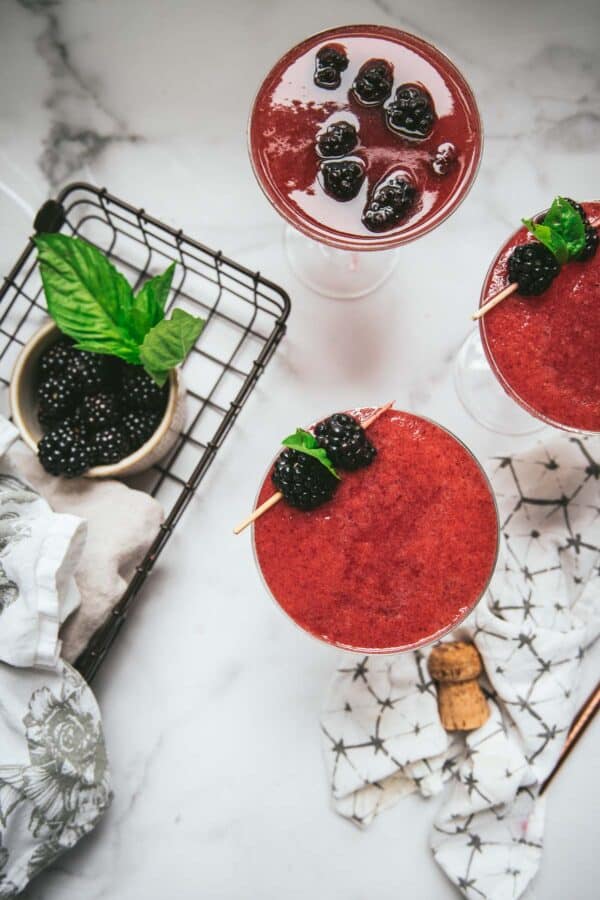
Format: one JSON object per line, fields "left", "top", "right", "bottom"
{"left": 0, "top": 418, "right": 111, "bottom": 898}
{"left": 9, "top": 446, "right": 164, "bottom": 663}
{"left": 321, "top": 433, "right": 599, "bottom": 900}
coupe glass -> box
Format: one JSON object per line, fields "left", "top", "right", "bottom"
{"left": 248, "top": 25, "right": 483, "bottom": 299}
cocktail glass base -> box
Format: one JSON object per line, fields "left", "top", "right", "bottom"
{"left": 454, "top": 330, "right": 546, "bottom": 436}
{"left": 284, "top": 224, "right": 398, "bottom": 299}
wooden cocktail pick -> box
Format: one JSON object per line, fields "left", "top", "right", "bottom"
{"left": 472, "top": 214, "right": 600, "bottom": 321}
{"left": 233, "top": 401, "right": 394, "bottom": 535}
{"left": 471, "top": 282, "right": 518, "bottom": 321}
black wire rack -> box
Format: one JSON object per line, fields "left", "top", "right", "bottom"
{"left": 0, "top": 182, "right": 290, "bottom": 682}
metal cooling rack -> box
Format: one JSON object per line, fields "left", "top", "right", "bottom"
{"left": 0, "top": 182, "right": 290, "bottom": 681}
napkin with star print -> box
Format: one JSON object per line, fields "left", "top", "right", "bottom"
{"left": 321, "top": 432, "right": 599, "bottom": 900}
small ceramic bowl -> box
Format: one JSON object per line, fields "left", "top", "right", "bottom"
{"left": 9, "top": 321, "right": 187, "bottom": 478}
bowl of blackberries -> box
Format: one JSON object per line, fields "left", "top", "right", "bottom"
{"left": 10, "top": 321, "right": 186, "bottom": 479}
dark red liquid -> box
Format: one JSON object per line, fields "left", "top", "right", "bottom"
{"left": 253, "top": 410, "right": 498, "bottom": 652}
{"left": 480, "top": 201, "right": 600, "bottom": 433}
{"left": 249, "top": 26, "right": 482, "bottom": 250}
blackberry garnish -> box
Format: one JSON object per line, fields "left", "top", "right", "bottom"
{"left": 352, "top": 59, "right": 393, "bottom": 106}
{"left": 577, "top": 223, "right": 599, "bottom": 261}
{"left": 507, "top": 243, "right": 560, "bottom": 295}
{"left": 121, "top": 409, "right": 161, "bottom": 450}
{"left": 315, "top": 413, "right": 376, "bottom": 471}
{"left": 564, "top": 198, "right": 587, "bottom": 223}
{"left": 121, "top": 366, "right": 168, "bottom": 413}
{"left": 38, "top": 373, "right": 80, "bottom": 426}
{"left": 93, "top": 425, "right": 131, "bottom": 466}
{"left": 77, "top": 392, "right": 120, "bottom": 432}
{"left": 38, "top": 422, "right": 92, "bottom": 478}
{"left": 314, "top": 45, "right": 349, "bottom": 90}
{"left": 362, "top": 177, "right": 417, "bottom": 232}
{"left": 39, "top": 338, "right": 75, "bottom": 379}
{"left": 321, "top": 160, "right": 365, "bottom": 202}
{"left": 272, "top": 448, "right": 338, "bottom": 510}
{"left": 385, "top": 84, "right": 436, "bottom": 138}
{"left": 316, "top": 121, "right": 358, "bottom": 158}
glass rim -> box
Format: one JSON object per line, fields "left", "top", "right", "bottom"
{"left": 251, "top": 406, "right": 500, "bottom": 655}
{"left": 247, "top": 23, "right": 484, "bottom": 252}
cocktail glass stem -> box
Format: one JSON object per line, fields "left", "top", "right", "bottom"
{"left": 284, "top": 224, "right": 399, "bottom": 299}
{"left": 454, "top": 329, "right": 546, "bottom": 436}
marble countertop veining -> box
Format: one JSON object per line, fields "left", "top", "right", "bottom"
{"left": 1, "top": 0, "right": 599, "bottom": 897}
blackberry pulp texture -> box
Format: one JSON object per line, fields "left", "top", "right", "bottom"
{"left": 507, "top": 243, "right": 560, "bottom": 295}
{"left": 321, "top": 160, "right": 365, "bottom": 202}
{"left": 39, "top": 338, "right": 75, "bottom": 379}
{"left": 93, "top": 426, "right": 131, "bottom": 466}
{"left": 38, "top": 422, "right": 92, "bottom": 477}
{"left": 122, "top": 366, "right": 168, "bottom": 413}
{"left": 72, "top": 350, "right": 119, "bottom": 394}
{"left": 121, "top": 409, "right": 161, "bottom": 450}
{"left": 77, "top": 392, "right": 120, "bottom": 432}
{"left": 315, "top": 413, "right": 376, "bottom": 471}
{"left": 38, "top": 373, "right": 80, "bottom": 425}
{"left": 362, "top": 177, "right": 417, "bottom": 232}
{"left": 385, "top": 84, "right": 436, "bottom": 138}
{"left": 272, "top": 448, "right": 338, "bottom": 510}
{"left": 316, "top": 121, "right": 358, "bottom": 158}
{"left": 314, "top": 45, "right": 348, "bottom": 90}
{"left": 352, "top": 59, "right": 393, "bottom": 106}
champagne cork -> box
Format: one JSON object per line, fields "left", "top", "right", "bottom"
{"left": 428, "top": 641, "right": 489, "bottom": 731}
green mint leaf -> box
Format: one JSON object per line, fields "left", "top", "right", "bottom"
{"left": 139, "top": 307, "right": 205, "bottom": 386}
{"left": 522, "top": 218, "right": 569, "bottom": 265}
{"left": 281, "top": 428, "right": 340, "bottom": 480}
{"left": 128, "top": 263, "right": 175, "bottom": 343}
{"left": 35, "top": 234, "right": 140, "bottom": 363}
{"left": 543, "top": 196, "right": 586, "bottom": 259}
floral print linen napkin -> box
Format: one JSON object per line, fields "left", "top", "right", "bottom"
{"left": 321, "top": 433, "right": 599, "bottom": 900}
{"left": 0, "top": 418, "right": 111, "bottom": 897}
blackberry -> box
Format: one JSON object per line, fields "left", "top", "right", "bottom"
{"left": 121, "top": 366, "right": 168, "bottom": 413}
{"left": 563, "top": 198, "right": 598, "bottom": 261}
{"left": 121, "top": 409, "right": 161, "bottom": 450}
{"left": 385, "top": 84, "right": 436, "bottom": 138}
{"left": 315, "top": 413, "right": 376, "bottom": 471}
{"left": 508, "top": 243, "right": 560, "bottom": 295}
{"left": 577, "top": 224, "right": 599, "bottom": 261}
{"left": 93, "top": 425, "right": 131, "bottom": 466}
{"left": 38, "top": 372, "right": 80, "bottom": 426}
{"left": 39, "top": 338, "right": 75, "bottom": 379}
{"left": 77, "top": 392, "right": 120, "bottom": 432}
{"left": 272, "top": 448, "right": 338, "bottom": 510}
{"left": 362, "top": 177, "right": 417, "bottom": 232}
{"left": 314, "top": 45, "right": 349, "bottom": 90}
{"left": 321, "top": 160, "right": 365, "bottom": 201}
{"left": 71, "top": 349, "right": 120, "bottom": 394}
{"left": 316, "top": 121, "right": 358, "bottom": 158}
{"left": 352, "top": 59, "right": 393, "bottom": 107}
{"left": 38, "top": 422, "right": 92, "bottom": 478}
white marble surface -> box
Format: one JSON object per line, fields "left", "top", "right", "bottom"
{"left": 1, "top": 0, "right": 599, "bottom": 897}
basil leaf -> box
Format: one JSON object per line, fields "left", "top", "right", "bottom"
{"left": 522, "top": 218, "right": 569, "bottom": 265}
{"left": 129, "top": 263, "right": 174, "bottom": 343}
{"left": 139, "top": 308, "right": 205, "bottom": 386}
{"left": 543, "top": 196, "right": 586, "bottom": 258}
{"left": 35, "top": 234, "right": 140, "bottom": 363}
{"left": 281, "top": 428, "right": 340, "bottom": 480}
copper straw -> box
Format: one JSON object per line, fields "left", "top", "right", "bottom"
{"left": 540, "top": 681, "right": 600, "bottom": 795}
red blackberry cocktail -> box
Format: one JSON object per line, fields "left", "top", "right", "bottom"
{"left": 456, "top": 198, "right": 600, "bottom": 435}
{"left": 248, "top": 25, "right": 482, "bottom": 297}
{"left": 479, "top": 201, "right": 600, "bottom": 433}
{"left": 253, "top": 409, "right": 498, "bottom": 653}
